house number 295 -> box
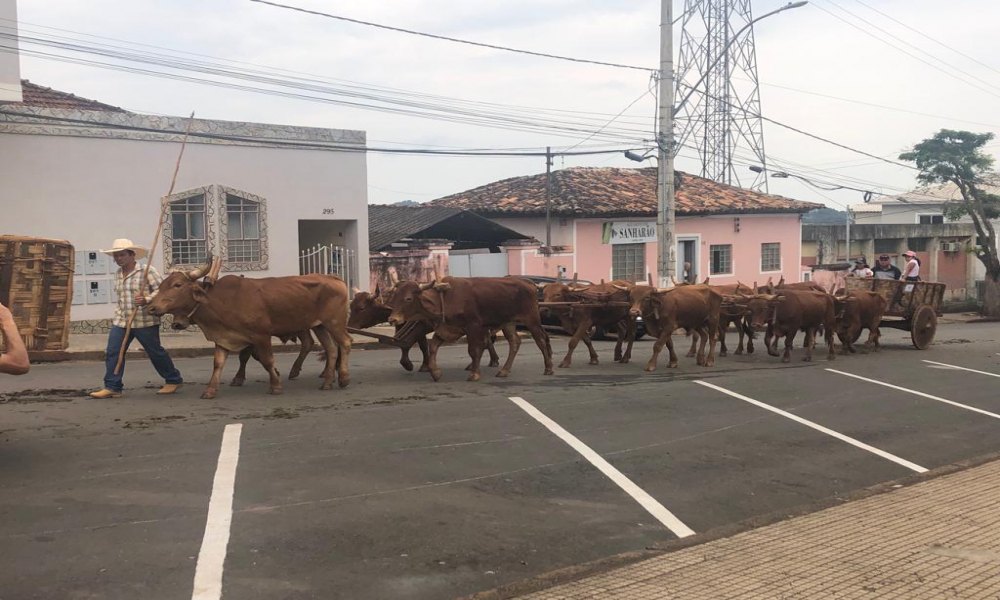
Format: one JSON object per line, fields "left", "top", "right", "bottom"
{"left": 322, "top": 208, "right": 336, "bottom": 215}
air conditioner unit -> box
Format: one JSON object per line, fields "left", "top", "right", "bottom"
{"left": 941, "top": 242, "right": 961, "bottom": 252}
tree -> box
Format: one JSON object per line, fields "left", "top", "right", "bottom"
{"left": 900, "top": 130, "right": 1000, "bottom": 317}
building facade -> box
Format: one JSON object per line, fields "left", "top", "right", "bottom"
{"left": 1, "top": 82, "right": 369, "bottom": 330}
{"left": 431, "top": 167, "right": 819, "bottom": 286}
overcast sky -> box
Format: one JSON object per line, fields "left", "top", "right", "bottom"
{"left": 11, "top": 0, "right": 1000, "bottom": 210}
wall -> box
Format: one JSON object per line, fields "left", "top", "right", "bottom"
{"left": 369, "top": 244, "right": 450, "bottom": 291}
{"left": 501, "top": 213, "right": 806, "bottom": 286}
{"left": 0, "top": 0, "right": 20, "bottom": 102}
{"left": 491, "top": 216, "right": 571, "bottom": 247}
{"left": 1, "top": 116, "right": 369, "bottom": 322}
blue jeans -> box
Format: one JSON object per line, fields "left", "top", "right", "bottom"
{"left": 104, "top": 326, "right": 183, "bottom": 393}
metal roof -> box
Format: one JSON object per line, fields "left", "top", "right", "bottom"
{"left": 368, "top": 204, "right": 530, "bottom": 251}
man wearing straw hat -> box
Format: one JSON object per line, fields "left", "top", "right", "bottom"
{"left": 89, "top": 238, "right": 183, "bottom": 399}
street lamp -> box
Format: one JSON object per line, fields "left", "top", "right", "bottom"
{"left": 625, "top": 149, "right": 655, "bottom": 162}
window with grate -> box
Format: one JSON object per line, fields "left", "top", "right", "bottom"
{"left": 874, "top": 238, "right": 900, "bottom": 255}
{"left": 908, "top": 237, "right": 930, "bottom": 252}
{"left": 612, "top": 243, "right": 645, "bottom": 283}
{"left": 710, "top": 244, "right": 732, "bottom": 275}
{"left": 761, "top": 242, "right": 781, "bottom": 272}
{"left": 918, "top": 214, "right": 944, "bottom": 225}
{"left": 225, "top": 193, "right": 262, "bottom": 263}
{"left": 169, "top": 194, "right": 208, "bottom": 265}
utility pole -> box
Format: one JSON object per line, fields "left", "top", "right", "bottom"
{"left": 657, "top": 0, "right": 676, "bottom": 288}
{"left": 545, "top": 146, "right": 554, "bottom": 248}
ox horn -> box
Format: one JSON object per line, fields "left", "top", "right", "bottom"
{"left": 571, "top": 272, "right": 578, "bottom": 287}
{"left": 419, "top": 279, "right": 436, "bottom": 291}
{"left": 670, "top": 275, "right": 678, "bottom": 286}
{"left": 204, "top": 256, "right": 223, "bottom": 286}
{"left": 186, "top": 254, "right": 213, "bottom": 280}
{"left": 388, "top": 267, "right": 400, "bottom": 285}
{"left": 647, "top": 273, "right": 653, "bottom": 286}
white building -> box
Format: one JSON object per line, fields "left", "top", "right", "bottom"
{"left": 851, "top": 177, "right": 999, "bottom": 282}
{"left": 1, "top": 81, "right": 369, "bottom": 331}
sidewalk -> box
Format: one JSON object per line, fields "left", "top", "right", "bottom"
{"left": 484, "top": 455, "right": 1000, "bottom": 600}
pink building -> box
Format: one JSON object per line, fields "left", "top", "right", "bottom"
{"left": 431, "top": 167, "right": 820, "bottom": 286}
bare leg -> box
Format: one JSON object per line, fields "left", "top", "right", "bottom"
{"left": 560, "top": 318, "right": 592, "bottom": 368}
{"left": 416, "top": 335, "right": 430, "bottom": 372}
{"left": 289, "top": 332, "right": 313, "bottom": 380}
{"left": 324, "top": 319, "right": 352, "bottom": 388}
{"left": 486, "top": 330, "right": 501, "bottom": 368}
{"left": 203, "top": 345, "right": 231, "bottom": 399}
{"left": 525, "top": 318, "right": 554, "bottom": 376}
{"left": 253, "top": 339, "right": 282, "bottom": 394}
{"left": 232, "top": 346, "right": 252, "bottom": 386}
{"left": 645, "top": 330, "right": 671, "bottom": 372}
{"left": 620, "top": 319, "right": 635, "bottom": 364}
{"left": 466, "top": 325, "right": 486, "bottom": 382}
{"left": 581, "top": 329, "right": 599, "bottom": 365}
{"left": 496, "top": 323, "right": 521, "bottom": 378}
{"left": 803, "top": 328, "right": 815, "bottom": 362}
{"left": 427, "top": 334, "right": 445, "bottom": 381}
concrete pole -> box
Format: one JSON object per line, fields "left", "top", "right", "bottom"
{"left": 657, "top": 0, "right": 677, "bottom": 288}
{"left": 545, "top": 146, "right": 553, "bottom": 249}
{"left": 845, "top": 203, "right": 851, "bottom": 262}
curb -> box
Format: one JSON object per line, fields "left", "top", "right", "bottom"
{"left": 457, "top": 451, "right": 1000, "bottom": 600}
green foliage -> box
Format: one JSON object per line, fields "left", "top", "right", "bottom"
{"left": 899, "top": 130, "right": 1000, "bottom": 217}
{"left": 898, "top": 130, "right": 999, "bottom": 220}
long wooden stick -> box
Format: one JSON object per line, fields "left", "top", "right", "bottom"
{"left": 114, "top": 112, "right": 196, "bottom": 375}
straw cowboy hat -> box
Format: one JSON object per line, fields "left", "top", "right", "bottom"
{"left": 101, "top": 238, "right": 149, "bottom": 260}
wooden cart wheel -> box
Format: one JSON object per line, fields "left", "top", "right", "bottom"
{"left": 910, "top": 305, "right": 937, "bottom": 350}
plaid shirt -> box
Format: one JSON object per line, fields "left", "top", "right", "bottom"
{"left": 112, "top": 265, "right": 163, "bottom": 328}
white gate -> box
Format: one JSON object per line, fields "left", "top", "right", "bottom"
{"left": 299, "top": 244, "right": 357, "bottom": 290}
{"left": 449, "top": 252, "right": 508, "bottom": 278}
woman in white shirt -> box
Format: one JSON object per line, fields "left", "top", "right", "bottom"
{"left": 901, "top": 250, "right": 921, "bottom": 281}
{"left": 849, "top": 258, "right": 873, "bottom": 277}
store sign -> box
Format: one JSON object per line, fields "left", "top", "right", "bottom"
{"left": 602, "top": 221, "right": 657, "bottom": 245}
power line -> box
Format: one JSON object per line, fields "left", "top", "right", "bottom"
{"left": 812, "top": 1, "right": 1000, "bottom": 101}
{"left": 563, "top": 77, "right": 656, "bottom": 153}
{"left": 248, "top": 0, "right": 655, "bottom": 73}
{"left": 849, "top": 0, "right": 1000, "bottom": 79}
{"left": 745, "top": 77, "right": 1000, "bottom": 129}
{"left": 822, "top": 0, "right": 1000, "bottom": 94}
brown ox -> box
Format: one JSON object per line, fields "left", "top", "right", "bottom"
{"left": 147, "top": 257, "right": 351, "bottom": 398}
{"left": 387, "top": 276, "right": 553, "bottom": 382}
{"left": 834, "top": 290, "right": 886, "bottom": 354}
{"left": 541, "top": 280, "right": 635, "bottom": 368}
{"left": 626, "top": 284, "right": 722, "bottom": 370}
{"left": 739, "top": 289, "right": 844, "bottom": 363}
{"left": 348, "top": 288, "right": 500, "bottom": 372}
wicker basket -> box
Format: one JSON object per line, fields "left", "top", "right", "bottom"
{"left": 0, "top": 236, "right": 75, "bottom": 358}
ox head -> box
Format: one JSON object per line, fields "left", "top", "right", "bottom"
{"left": 348, "top": 287, "right": 392, "bottom": 329}
{"left": 625, "top": 284, "right": 657, "bottom": 320}
{"left": 147, "top": 256, "right": 216, "bottom": 329}
{"left": 387, "top": 279, "right": 444, "bottom": 325}
{"left": 743, "top": 293, "right": 785, "bottom": 331}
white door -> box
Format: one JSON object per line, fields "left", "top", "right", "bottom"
{"left": 449, "top": 251, "right": 508, "bottom": 277}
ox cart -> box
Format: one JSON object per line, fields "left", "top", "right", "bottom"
{"left": 844, "top": 278, "right": 947, "bottom": 350}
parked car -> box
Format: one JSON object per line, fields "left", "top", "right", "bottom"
{"left": 510, "top": 275, "right": 646, "bottom": 340}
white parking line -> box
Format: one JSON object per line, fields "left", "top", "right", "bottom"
{"left": 508, "top": 396, "right": 695, "bottom": 539}
{"left": 694, "top": 381, "right": 927, "bottom": 474}
{"left": 922, "top": 360, "right": 1000, "bottom": 378}
{"left": 827, "top": 369, "right": 1000, "bottom": 420}
{"left": 192, "top": 423, "right": 243, "bottom": 600}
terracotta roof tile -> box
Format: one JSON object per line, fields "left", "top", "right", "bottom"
{"left": 6, "top": 80, "right": 126, "bottom": 112}
{"left": 429, "top": 167, "right": 821, "bottom": 217}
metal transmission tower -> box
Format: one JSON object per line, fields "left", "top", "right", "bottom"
{"left": 675, "top": 0, "right": 769, "bottom": 191}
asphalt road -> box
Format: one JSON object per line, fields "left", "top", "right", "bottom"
{"left": 1, "top": 322, "right": 999, "bottom": 600}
